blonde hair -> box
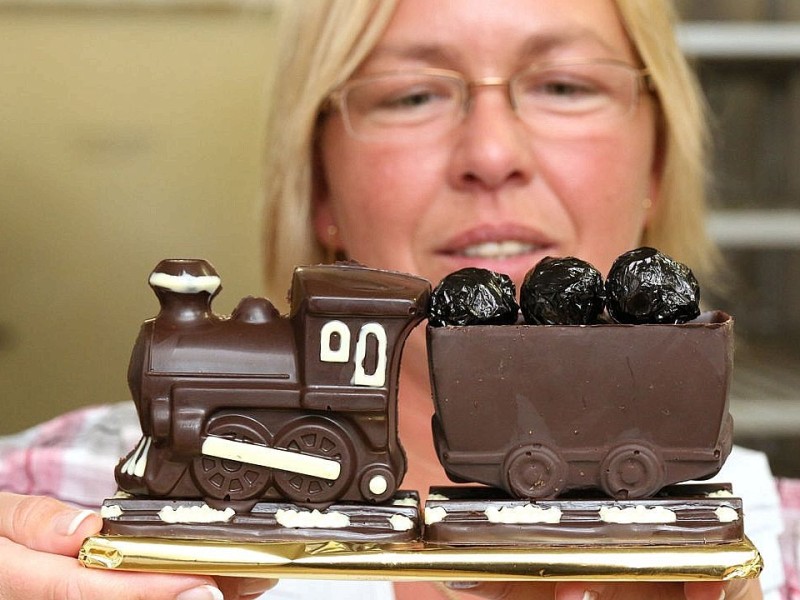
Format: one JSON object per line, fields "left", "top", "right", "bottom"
{"left": 261, "top": 0, "right": 398, "bottom": 305}
{"left": 614, "top": 0, "right": 720, "bottom": 289}
{"left": 261, "top": 0, "right": 717, "bottom": 303}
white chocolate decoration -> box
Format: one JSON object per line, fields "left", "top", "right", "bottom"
{"left": 424, "top": 506, "right": 448, "bottom": 525}
{"left": 427, "top": 493, "right": 450, "bottom": 501}
{"left": 202, "top": 436, "right": 341, "bottom": 480}
{"left": 275, "top": 509, "right": 350, "bottom": 529}
{"left": 352, "top": 323, "right": 388, "bottom": 387}
{"left": 389, "top": 514, "right": 414, "bottom": 532}
{"left": 369, "top": 475, "right": 388, "bottom": 496}
{"left": 484, "top": 504, "right": 562, "bottom": 524}
{"left": 599, "top": 505, "right": 677, "bottom": 524}
{"left": 715, "top": 506, "right": 740, "bottom": 522}
{"left": 120, "top": 436, "right": 151, "bottom": 478}
{"left": 320, "top": 320, "right": 350, "bottom": 363}
{"left": 100, "top": 505, "right": 123, "bottom": 519}
{"left": 158, "top": 504, "right": 235, "bottom": 524}
{"left": 149, "top": 272, "right": 221, "bottom": 294}
{"left": 707, "top": 489, "right": 735, "bottom": 498}
{"left": 392, "top": 497, "right": 419, "bottom": 507}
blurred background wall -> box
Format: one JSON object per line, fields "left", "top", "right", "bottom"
{"left": 0, "top": 1, "right": 799, "bottom": 475}
{"left": 0, "top": 1, "right": 278, "bottom": 434}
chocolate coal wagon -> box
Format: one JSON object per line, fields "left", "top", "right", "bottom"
{"left": 427, "top": 313, "right": 735, "bottom": 500}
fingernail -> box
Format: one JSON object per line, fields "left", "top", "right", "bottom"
{"left": 583, "top": 591, "right": 600, "bottom": 600}
{"left": 718, "top": 591, "right": 726, "bottom": 600}
{"left": 56, "top": 510, "right": 96, "bottom": 536}
{"left": 175, "top": 585, "right": 224, "bottom": 600}
{"left": 444, "top": 581, "right": 479, "bottom": 590}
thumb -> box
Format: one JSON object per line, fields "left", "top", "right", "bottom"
{"left": 0, "top": 492, "right": 102, "bottom": 556}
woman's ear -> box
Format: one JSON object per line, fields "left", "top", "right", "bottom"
{"left": 313, "top": 198, "right": 340, "bottom": 251}
{"left": 311, "top": 149, "right": 341, "bottom": 254}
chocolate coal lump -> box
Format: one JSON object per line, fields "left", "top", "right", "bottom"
{"left": 520, "top": 256, "right": 605, "bottom": 325}
{"left": 428, "top": 267, "right": 519, "bottom": 326}
{"left": 605, "top": 247, "right": 701, "bottom": 324}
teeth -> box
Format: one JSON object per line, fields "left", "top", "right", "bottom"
{"left": 461, "top": 240, "right": 537, "bottom": 259}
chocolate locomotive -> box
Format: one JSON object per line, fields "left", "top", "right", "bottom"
{"left": 117, "top": 259, "right": 430, "bottom": 507}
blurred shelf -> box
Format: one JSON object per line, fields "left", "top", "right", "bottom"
{"left": 678, "top": 22, "right": 800, "bottom": 60}
{"left": 729, "top": 337, "right": 800, "bottom": 437}
{"left": 708, "top": 210, "right": 800, "bottom": 248}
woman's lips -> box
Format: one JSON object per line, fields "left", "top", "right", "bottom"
{"left": 457, "top": 239, "right": 539, "bottom": 259}
{"left": 434, "top": 226, "right": 559, "bottom": 282}
{"left": 437, "top": 224, "right": 557, "bottom": 260}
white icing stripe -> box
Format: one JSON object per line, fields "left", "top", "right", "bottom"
{"left": 484, "top": 504, "right": 562, "bottom": 524}
{"left": 149, "top": 272, "right": 221, "bottom": 294}
{"left": 101, "top": 505, "right": 123, "bottom": 519}
{"left": 599, "top": 505, "right": 677, "bottom": 524}
{"left": 389, "top": 514, "right": 414, "bottom": 532}
{"left": 121, "top": 436, "right": 148, "bottom": 476}
{"left": 158, "top": 504, "right": 235, "bottom": 524}
{"left": 201, "top": 436, "right": 341, "bottom": 481}
{"left": 715, "top": 506, "right": 740, "bottom": 522}
{"left": 424, "top": 506, "right": 447, "bottom": 525}
{"left": 133, "top": 436, "right": 151, "bottom": 478}
{"left": 275, "top": 509, "right": 349, "bottom": 529}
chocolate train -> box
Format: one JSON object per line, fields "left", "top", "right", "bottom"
{"left": 115, "top": 258, "right": 734, "bottom": 510}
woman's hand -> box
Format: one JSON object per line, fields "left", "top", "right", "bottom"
{"left": 0, "top": 492, "right": 276, "bottom": 600}
{"left": 446, "top": 579, "right": 761, "bottom": 600}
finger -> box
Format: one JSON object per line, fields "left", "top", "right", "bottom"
{"left": 683, "top": 581, "right": 726, "bottom": 600}
{"left": 215, "top": 576, "right": 278, "bottom": 599}
{"left": 443, "top": 580, "right": 557, "bottom": 599}
{"left": 0, "top": 536, "right": 223, "bottom": 600}
{"left": 554, "top": 581, "right": 688, "bottom": 599}
{"left": 0, "top": 492, "right": 102, "bottom": 556}
{"left": 687, "top": 579, "right": 761, "bottom": 600}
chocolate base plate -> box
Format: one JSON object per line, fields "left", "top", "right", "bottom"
{"left": 80, "top": 484, "right": 762, "bottom": 582}
{"left": 98, "top": 491, "right": 421, "bottom": 545}
{"left": 423, "top": 484, "right": 744, "bottom": 547}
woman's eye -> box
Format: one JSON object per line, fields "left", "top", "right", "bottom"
{"left": 381, "top": 90, "right": 437, "bottom": 109}
{"left": 533, "top": 78, "right": 599, "bottom": 99}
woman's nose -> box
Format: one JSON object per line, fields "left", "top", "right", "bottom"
{"left": 447, "top": 88, "right": 535, "bottom": 191}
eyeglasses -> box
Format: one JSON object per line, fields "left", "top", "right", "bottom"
{"left": 325, "top": 59, "right": 652, "bottom": 142}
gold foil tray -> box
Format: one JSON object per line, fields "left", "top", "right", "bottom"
{"left": 79, "top": 536, "right": 762, "bottom": 581}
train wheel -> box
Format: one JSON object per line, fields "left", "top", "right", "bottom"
{"left": 359, "top": 465, "right": 397, "bottom": 503}
{"left": 600, "top": 443, "right": 665, "bottom": 499}
{"left": 273, "top": 418, "right": 354, "bottom": 505}
{"left": 503, "top": 444, "right": 567, "bottom": 499}
{"left": 191, "top": 415, "right": 273, "bottom": 501}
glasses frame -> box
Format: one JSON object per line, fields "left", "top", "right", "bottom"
{"left": 324, "top": 58, "right": 654, "bottom": 141}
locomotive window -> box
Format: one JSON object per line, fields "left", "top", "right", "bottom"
{"left": 353, "top": 323, "right": 387, "bottom": 387}
{"left": 320, "top": 320, "right": 351, "bottom": 363}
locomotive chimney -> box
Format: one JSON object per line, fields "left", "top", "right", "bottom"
{"left": 148, "top": 259, "right": 221, "bottom": 325}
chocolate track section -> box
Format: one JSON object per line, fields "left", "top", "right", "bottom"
{"left": 423, "top": 485, "right": 744, "bottom": 546}
{"left": 101, "top": 492, "right": 421, "bottom": 544}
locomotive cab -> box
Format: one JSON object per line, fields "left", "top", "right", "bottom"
{"left": 287, "top": 264, "right": 431, "bottom": 502}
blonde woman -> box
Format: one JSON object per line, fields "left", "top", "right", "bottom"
{"left": 0, "top": 1, "right": 784, "bottom": 599}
